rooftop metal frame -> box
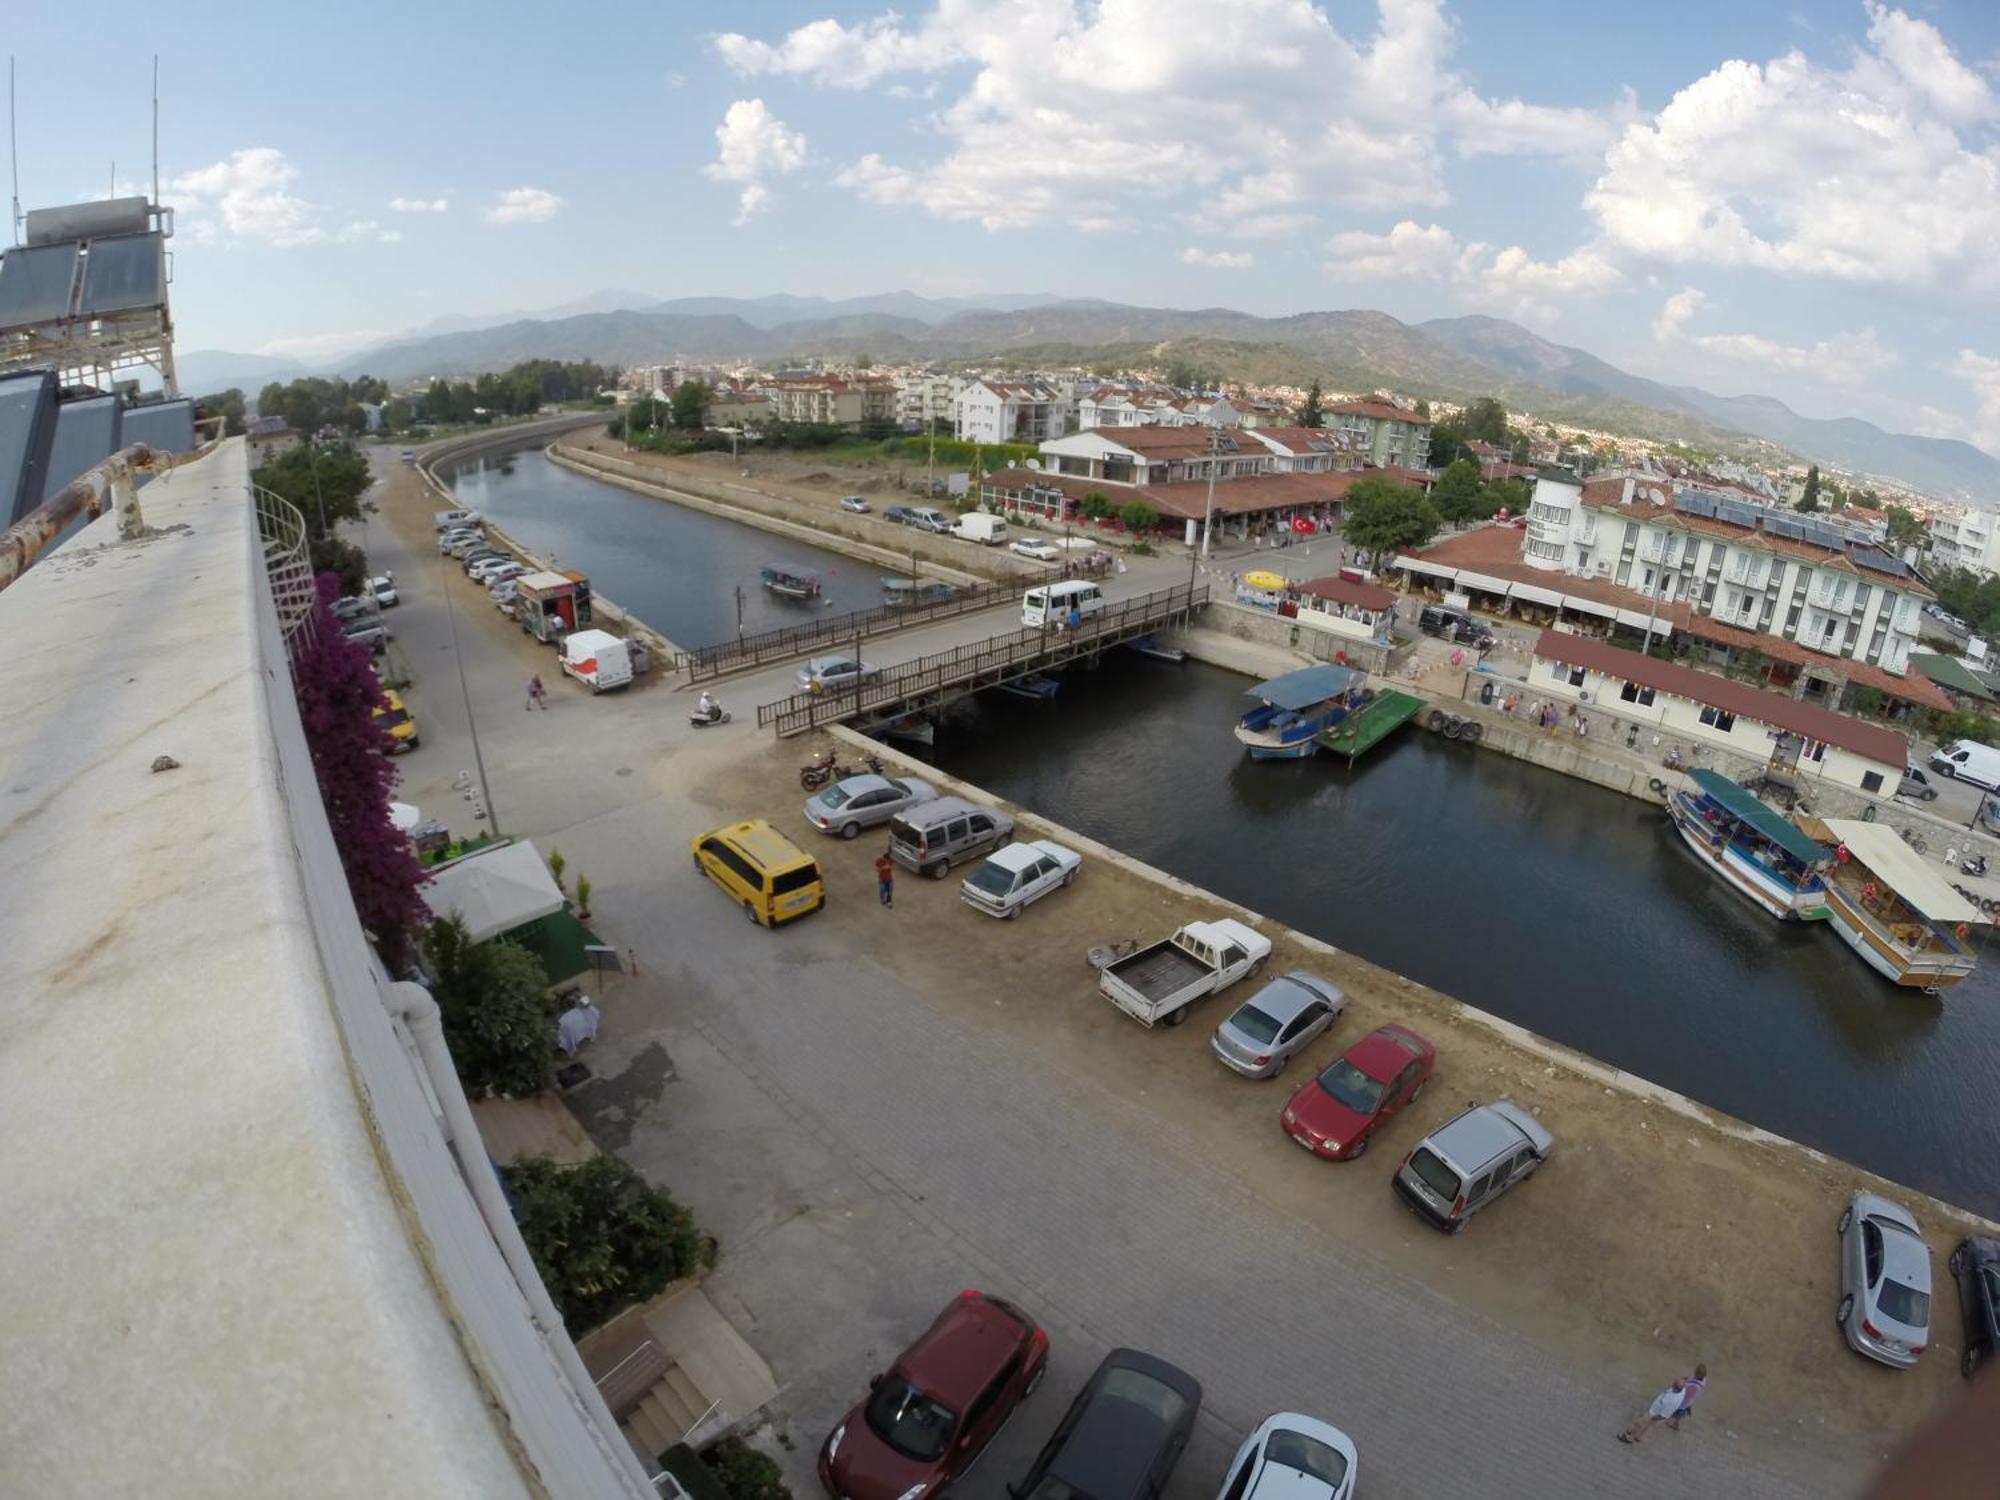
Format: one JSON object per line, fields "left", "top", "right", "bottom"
{"left": 0, "top": 201, "right": 176, "bottom": 396}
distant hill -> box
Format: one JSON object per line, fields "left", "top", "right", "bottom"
{"left": 203, "top": 290, "right": 1997, "bottom": 499}
{"left": 179, "top": 349, "right": 310, "bottom": 396}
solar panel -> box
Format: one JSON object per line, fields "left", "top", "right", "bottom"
{"left": 121, "top": 398, "right": 194, "bottom": 455}
{"left": 79, "top": 233, "right": 165, "bottom": 316}
{"left": 0, "top": 370, "right": 59, "bottom": 525}
{"left": 40, "top": 395, "right": 123, "bottom": 503}
{"left": 0, "top": 242, "right": 81, "bottom": 329}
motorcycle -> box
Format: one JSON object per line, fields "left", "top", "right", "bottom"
{"left": 689, "top": 701, "right": 731, "bottom": 728}
{"left": 799, "top": 748, "right": 885, "bottom": 790}
{"left": 1962, "top": 852, "right": 1988, "bottom": 878}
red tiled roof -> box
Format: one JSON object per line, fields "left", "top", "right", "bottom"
{"left": 1325, "top": 398, "right": 1428, "bottom": 425}
{"left": 1532, "top": 630, "right": 1909, "bottom": 769}
{"left": 1296, "top": 576, "right": 1397, "bottom": 611}
{"left": 982, "top": 466, "right": 1362, "bottom": 521}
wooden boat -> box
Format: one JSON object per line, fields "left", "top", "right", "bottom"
{"left": 1800, "top": 815, "right": 1981, "bottom": 992}
{"left": 869, "top": 712, "right": 936, "bottom": 748}
{"left": 1233, "top": 664, "right": 1363, "bottom": 760}
{"left": 1126, "top": 634, "right": 1187, "bottom": 664}
{"left": 996, "top": 672, "right": 1060, "bottom": 701}
{"left": 760, "top": 564, "right": 820, "bottom": 600}
{"left": 1666, "top": 770, "right": 1831, "bottom": 920}
{"left": 882, "top": 576, "right": 958, "bottom": 607}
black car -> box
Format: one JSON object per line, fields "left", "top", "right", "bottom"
{"left": 1009, "top": 1349, "right": 1201, "bottom": 1500}
{"left": 884, "top": 505, "right": 916, "bottom": 526}
{"left": 1417, "top": 604, "right": 1494, "bottom": 649}
{"left": 1950, "top": 1236, "right": 2000, "bottom": 1378}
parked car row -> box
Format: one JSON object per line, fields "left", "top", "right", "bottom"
{"left": 1833, "top": 1193, "right": 1997, "bottom": 1377}
{"left": 817, "top": 1292, "right": 1359, "bottom": 1500}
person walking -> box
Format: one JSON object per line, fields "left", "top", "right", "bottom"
{"left": 526, "top": 674, "right": 547, "bottom": 711}
{"left": 874, "top": 849, "right": 895, "bottom": 908}
{"left": 1669, "top": 1364, "right": 1707, "bottom": 1431}
{"left": 1619, "top": 1377, "right": 1687, "bottom": 1444}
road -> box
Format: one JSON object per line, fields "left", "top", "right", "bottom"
{"left": 358, "top": 446, "right": 1921, "bottom": 1500}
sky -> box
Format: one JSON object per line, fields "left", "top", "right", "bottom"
{"left": 7, "top": 0, "right": 2000, "bottom": 455}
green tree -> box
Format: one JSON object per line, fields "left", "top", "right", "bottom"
{"left": 1460, "top": 396, "right": 1510, "bottom": 445}
{"left": 501, "top": 1154, "right": 716, "bottom": 1333}
{"left": 1797, "top": 465, "right": 1821, "bottom": 514}
{"left": 421, "top": 915, "right": 559, "bottom": 1098}
{"left": 704, "top": 1439, "right": 791, "bottom": 1500}
{"left": 1342, "top": 478, "right": 1440, "bottom": 558}
{"left": 1119, "top": 500, "right": 1160, "bottom": 535}
{"left": 1884, "top": 504, "right": 1924, "bottom": 550}
{"left": 1298, "top": 379, "right": 1324, "bottom": 429}
{"left": 1430, "top": 458, "right": 1484, "bottom": 524}
{"left": 1413, "top": 397, "right": 1431, "bottom": 418}
{"left": 1079, "top": 490, "right": 1113, "bottom": 521}
{"left": 670, "top": 381, "right": 712, "bottom": 430}
{"left": 195, "top": 387, "right": 248, "bottom": 437}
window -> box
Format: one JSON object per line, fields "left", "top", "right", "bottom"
{"left": 1804, "top": 741, "right": 1827, "bottom": 764}
{"left": 714, "top": 843, "right": 764, "bottom": 889}
{"left": 771, "top": 865, "right": 819, "bottom": 895}
{"left": 1567, "top": 665, "right": 1586, "bottom": 687}
{"left": 1699, "top": 705, "right": 1737, "bottom": 732}
{"left": 1619, "top": 681, "right": 1656, "bottom": 706}
{"left": 1861, "top": 771, "right": 1885, "bottom": 794}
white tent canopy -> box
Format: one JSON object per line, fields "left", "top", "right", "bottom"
{"left": 421, "top": 840, "right": 565, "bottom": 943}
{"left": 1819, "top": 819, "right": 1983, "bottom": 925}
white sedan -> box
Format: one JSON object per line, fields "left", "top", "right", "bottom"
{"left": 1216, "top": 1413, "right": 1357, "bottom": 1500}
{"left": 961, "top": 839, "right": 1081, "bottom": 918}
{"left": 1010, "top": 538, "right": 1061, "bottom": 562}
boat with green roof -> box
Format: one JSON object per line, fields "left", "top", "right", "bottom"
{"left": 1666, "top": 769, "right": 1832, "bottom": 921}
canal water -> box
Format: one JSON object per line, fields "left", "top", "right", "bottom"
{"left": 442, "top": 445, "right": 897, "bottom": 646}
{"left": 449, "top": 443, "right": 2000, "bottom": 1214}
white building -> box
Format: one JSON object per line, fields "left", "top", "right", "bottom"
{"left": 894, "top": 372, "right": 961, "bottom": 432}
{"left": 1928, "top": 508, "right": 2000, "bottom": 577}
{"left": 954, "top": 379, "right": 1071, "bottom": 443}
{"left": 1076, "top": 388, "right": 1244, "bottom": 431}
{"left": 1522, "top": 471, "right": 1927, "bottom": 676}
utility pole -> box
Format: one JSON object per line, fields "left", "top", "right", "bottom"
{"left": 1200, "top": 422, "right": 1220, "bottom": 561}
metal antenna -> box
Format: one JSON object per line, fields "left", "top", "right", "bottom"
{"left": 8, "top": 56, "right": 20, "bottom": 245}
{"left": 151, "top": 55, "right": 159, "bottom": 207}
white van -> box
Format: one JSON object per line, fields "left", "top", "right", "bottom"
{"left": 1022, "top": 578, "right": 1104, "bottom": 629}
{"left": 434, "top": 508, "right": 478, "bottom": 531}
{"left": 953, "top": 512, "right": 1009, "bottom": 546}
{"left": 1930, "top": 739, "right": 2000, "bottom": 791}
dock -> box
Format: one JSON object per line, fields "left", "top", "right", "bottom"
{"left": 1317, "top": 689, "right": 1424, "bottom": 764}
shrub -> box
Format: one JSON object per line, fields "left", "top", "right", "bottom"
{"left": 1079, "top": 491, "right": 1113, "bottom": 521}
{"left": 1119, "top": 500, "right": 1160, "bottom": 535}
{"left": 702, "top": 1439, "right": 791, "bottom": 1500}
{"left": 502, "top": 1154, "right": 716, "bottom": 1333}
{"left": 422, "top": 914, "right": 559, "bottom": 1097}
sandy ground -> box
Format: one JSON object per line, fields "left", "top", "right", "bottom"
{"left": 364, "top": 436, "right": 1991, "bottom": 1497}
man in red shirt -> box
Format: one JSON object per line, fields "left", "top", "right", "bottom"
{"left": 874, "top": 850, "right": 895, "bottom": 908}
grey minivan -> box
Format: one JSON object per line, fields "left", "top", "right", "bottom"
{"left": 1392, "top": 1100, "right": 1553, "bottom": 1233}
{"left": 888, "top": 796, "right": 1014, "bottom": 877}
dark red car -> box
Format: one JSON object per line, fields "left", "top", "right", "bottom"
{"left": 818, "top": 1291, "right": 1049, "bottom": 1500}
{"left": 1281, "top": 1023, "right": 1435, "bottom": 1161}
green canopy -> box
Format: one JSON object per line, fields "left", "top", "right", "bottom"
{"left": 1688, "top": 769, "right": 1829, "bottom": 865}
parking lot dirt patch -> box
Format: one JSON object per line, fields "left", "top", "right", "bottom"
{"left": 680, "top": 726, "right": 1989, "bottom": 1466}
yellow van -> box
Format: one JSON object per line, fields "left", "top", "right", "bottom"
{"left": 373, "top": 689, "right": 419, "bottom": 752}
{"left": 691, "top": 819, "right": 825, "bottom": 927}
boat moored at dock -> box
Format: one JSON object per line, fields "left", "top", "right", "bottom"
{"left": 882, "top": 576, "right": 958, "bottom": 607}
{"left": 1667, "top": 770, "right": 1832, "bottom": 921}
{"left": 1800, "top": 816, "right": 1982, "bottom": 992}
{"left": 1234, "top": 665, "right": 1363, "bottom": 760}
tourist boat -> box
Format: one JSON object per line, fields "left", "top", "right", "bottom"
{"left": 1799, "top": 815, "right": 1982, "bottom": 992}
{"left": 1233, "top": 664, "right": 1363, "bottom": 760}
{"left": 882, "top": 576, "right": 959, "bottom": 607}
{"left": 760, "top": 563, "right": 821, "bottom": 600}
{"left": 1126, "top": 634, "right": 1186, "bottom": 664}
{"left": 996, "top": 672, "right": 1060, "bottom": 701}
{"left": 868, "top": 711, "right": 936, "bottom": 748}
{"left": 1665, "top": 770, "right": 1832, "bottom": 921}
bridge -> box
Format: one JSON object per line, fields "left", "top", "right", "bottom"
{"left": 755, "top": 582, "right": 1208, "bottom": 736}
{"left": 677, "top": 577, "right": 1022, "bottom": 682}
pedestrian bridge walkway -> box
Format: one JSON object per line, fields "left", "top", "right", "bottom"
{"left": 755, "top": 582, "right": 1208, "bottom": 737}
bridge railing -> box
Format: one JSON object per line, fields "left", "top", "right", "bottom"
{"left": 756, "top": 582, "right": 1206, "bottom": 736}
{"left": 677, "top": 577, "right": 1022, "bottom": 681}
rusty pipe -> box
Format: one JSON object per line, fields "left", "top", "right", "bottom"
{"left": 0, "top": 443, "right": 162, "bottom": 593}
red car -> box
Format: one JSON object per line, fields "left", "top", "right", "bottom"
{"left": 819, "top": 1291, "right": 1049, "bottom": 1500}
{"left": 1282, "top": 1023, "right": 1435, "bottom": 1160}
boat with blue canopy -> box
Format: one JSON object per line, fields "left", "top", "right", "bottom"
{"left": 760, "top": 563, "right": 821, "bottom": 600}
{"left": 1233, "top": 664, "right": 1365, "bottom": 760}
{"left": 1666, "top": 769, "right": 1831, "bottom": 920}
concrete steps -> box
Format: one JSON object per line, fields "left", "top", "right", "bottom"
{"left": 619, "top": 1364, "right": 708, "bottom": 1464}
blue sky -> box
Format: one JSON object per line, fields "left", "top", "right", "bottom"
{"left": 7, "top": 1, "right": 2000, "bottom": 455}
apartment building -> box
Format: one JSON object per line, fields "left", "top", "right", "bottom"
{"left": 894, "top": 372, "right": 961, "bottom": 431}
{"left": 1928, "top": 507, "right": 2000, "bottom": 576}
{"left": 954, "top": 379, "right": 1071, "bottom": 443}
{"left": 1075, "top": 388, "right": 1245, "bottom": 430}
{"left": 767, "top": 376, "right": 895, "bottom": 429}
{"left": 1324, "top": 398, "right": 1431, "bottom": 470}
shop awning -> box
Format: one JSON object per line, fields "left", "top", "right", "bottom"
{"left": 1396, "top": 557, "right": 1458, "bottom": 581}
{"left": 1688, "top": 771, "right": 1829, "bottom": 865}
{"left": 1563, "top": 597, "right": 1617, "bottom": 619}
{"left": 1614, "top": 608, "right": 1673, "bottom": 635}
{"left": 1508, "top": 582, "right": 1565, "bottom": 606}
{"left": 1453, "top": 570, "right": 1512, "bottom": 595}
{"left": 1817, "top": 819, "right": 1983, "bottom": 925}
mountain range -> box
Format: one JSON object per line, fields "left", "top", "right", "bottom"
{"left": 180, "top": 293, "right": 2000, "bottom": 501}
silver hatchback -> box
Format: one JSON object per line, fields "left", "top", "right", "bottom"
{"left": 1838, "top": 1191, "right": 1932, "bottom": 1368}
{"left": 1210, "top": 973, "right": 1346, "bottom": 1079}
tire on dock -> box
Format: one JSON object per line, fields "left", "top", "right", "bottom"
{"left": 1458, "top": 721, "right": 1483, "bottom": 744}
{"left": 1426, "top": 708, "right": 1447, "bottom": 730}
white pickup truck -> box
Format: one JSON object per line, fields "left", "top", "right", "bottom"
{"left": 1098, "top": 917, "right": 1272, "bottom": 1028}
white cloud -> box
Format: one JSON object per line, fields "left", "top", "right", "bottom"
{"left": 386, "top": 196, "right": 448, "bottom": 213}
{"left": 1587, "top": 4, "right": 2000, "bottom": 300}
{"left": 704, "top": 99, "right": 808, "bottom": 225}
{"left": 1651, "top": 287, "right": 1899, "bottom": 387}
{"left": 483, "top": 187, "right": 563, "bottom": 225}
{"left": 336, "top": 219, "right": 402, "bottom": 244}
{"left": 169, "top": 147, "right": 321, "bottom": 247}
{"left": 722, "top": 1, "right": 1622, "bottom": 233}
{"left": 1952, "top": 350, "right": 2000, "bottom": 452}
{"left": 1323, "top": 219, "right": 1617, "bottom": 321}
{"left": 255, "top": 328, "right": 394, "bottom": 362}
{"left": 1180, "top": 247, "right": 1253, "bottom": 270}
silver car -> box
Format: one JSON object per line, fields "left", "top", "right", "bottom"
{"left": 802, "top": 774, "right": 937, "bottom": 839}
{"left": 1210, "top": 972, "right": 1346, "bottom": 1078}
{"left": 839, "top": 495, "right": 871, "bottom": 513}
{"left": 1838, "top": 1191, "right": 1933, "bottom": 1368}
{"left": 797, "top": 654, "right": 880, "bottom": 692}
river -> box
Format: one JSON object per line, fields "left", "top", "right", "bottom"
{"left": 448, "top": 443, "right": 2000, "bottom": 1214}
